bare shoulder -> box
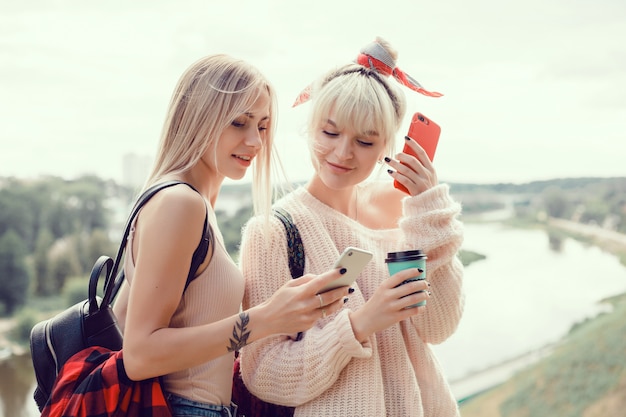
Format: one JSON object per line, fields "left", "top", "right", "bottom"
{"left": 128, "top": 184, "right": 210, "bottom": 281}
{"left": 359, "top": 181, "right": 405, "bottom": 229}
{"left": 137, "top": 184, "right": 206, "bottom": 240}
{"left": 146, "top": 183, "right": 204, "bottom": 212}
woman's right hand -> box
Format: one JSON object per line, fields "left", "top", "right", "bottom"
{"left": 348, "top": 268, "right": 430, "bottom": 343}
{"left": 253, "top": 268, "right": 351, "bottom": 337}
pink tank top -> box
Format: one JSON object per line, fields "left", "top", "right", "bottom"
{"left": 124, "top": 214, "right": 245, "bottom": 405}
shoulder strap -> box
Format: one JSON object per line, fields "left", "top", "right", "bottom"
{"left": 273, "top": 207, "right": 304, "bottom": 278}
{"left": 273, "top": 207, "right": 305, "bottom": 342}
{"left": 186, "top": 193, "right": 212, "bottom": 290}
{"left": 104, "top": 181, "right": 211, "bottom": 304}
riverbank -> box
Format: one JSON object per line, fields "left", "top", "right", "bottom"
{"left": 0, "top": 318, "right": 27, "bottom": 359}
{"left": 547, "top": 217, "right": 626, "bottom": 266}
{"left": 459, "top": 291, "right": 626, "bottom": 416}
{"left": 450, "top": 217, "right": 626, "bottom": 413}
{"left": 450, "top": 344, "right": 556, "bottom": 402}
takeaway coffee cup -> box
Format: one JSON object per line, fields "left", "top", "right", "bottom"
{"left": 385, "top": 250, "right": 428, "bottom": 308}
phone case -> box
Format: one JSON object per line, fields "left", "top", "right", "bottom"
{"left": 319, "top": 247, "right": 373, "bottom": 293}
{"left": 393, "top": 112, "right": 441, "bottom": 194}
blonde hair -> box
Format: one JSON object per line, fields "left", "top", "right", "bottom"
{"left": 145, "top": 54, "right": 278, "bottom": 215}
{"left": 306, "top": 38, "right": 407, "bottom": 157}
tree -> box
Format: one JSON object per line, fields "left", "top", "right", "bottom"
{"left": 542, "top": 186, "right": 569, "bottom": 219}
{"left": 33, "top": 228, "right": 55, "bottom": 296}
{"left": 74, "top": 229, "right": 115, "bottom": 273}
{"left": 85, "top": 229, "right": 115, "bottom": 267}
{"left": 0, "top": 186, "right": 37, "bottom": 251}
{"left": 49, "top": 240, "right": 82, "bottom": 292}
{"left": 43, "top": 177, "right": 110, "bottom": 239}
{"left": 66, "top": 176, "right": 110, "bottom": 232}
{"left": 0, "top": 230, "right": 30, "bottom": 314}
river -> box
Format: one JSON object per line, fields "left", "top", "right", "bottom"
{"left": 2, "top": 221, "right": 626, "bottom": 417}
{"left": 432, "top": 222, "right": 626, "bottom": 382}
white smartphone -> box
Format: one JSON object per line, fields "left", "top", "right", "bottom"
{"left": 318, "top": 247, "right": 373, "bottom": 293}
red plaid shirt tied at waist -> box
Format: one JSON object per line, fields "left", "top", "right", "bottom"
{"left": 42, "top": 347, "right": 172, "bottom": 417}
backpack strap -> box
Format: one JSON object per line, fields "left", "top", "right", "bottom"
{"left": 273, "top": 208, "right": 304, "bottom": 278}
{"left": 273, "top": 207, "right": 305, "bottom": 341}
{"left": 183, "top": 183, "right": 213, "bottom": 291}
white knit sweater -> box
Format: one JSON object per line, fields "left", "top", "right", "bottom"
{"left": 239, "top": 183, "right": 464, "bottom": 417}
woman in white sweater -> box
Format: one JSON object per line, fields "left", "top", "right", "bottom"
{"left": 239, "top": 37, "right": 465, "bottom": 417}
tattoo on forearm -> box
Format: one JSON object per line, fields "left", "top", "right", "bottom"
{"left": 227, "top": 312, "right": 251, "bottom": 352}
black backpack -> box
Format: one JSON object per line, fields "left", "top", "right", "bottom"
{"left": 29, "top": 181, "right": 212, "bottom": 411}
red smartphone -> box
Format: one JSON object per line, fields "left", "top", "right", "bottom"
{"left": 393, "top": 112, "right": 441, "bottom": 194}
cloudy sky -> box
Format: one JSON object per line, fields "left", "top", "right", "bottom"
{"left": 1, "top": 0, "right": 625, "bottom": 185}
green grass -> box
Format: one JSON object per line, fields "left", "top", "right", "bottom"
{"left": 458, "top": 249, "right": 486, "bottom": 267}
{"left": 461, "top": 293, "right": 626, "bottom": 417}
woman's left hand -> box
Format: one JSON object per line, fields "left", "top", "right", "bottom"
{"left": 386, "top": 136, "right": 438, "bottom": 196}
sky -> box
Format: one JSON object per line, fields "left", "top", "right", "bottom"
{"left": 1, "top": 0, "right": 625, "bottom": 185}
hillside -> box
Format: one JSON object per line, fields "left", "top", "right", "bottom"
{"left": 458, "top": 292, "right": 626, "bottom": 417}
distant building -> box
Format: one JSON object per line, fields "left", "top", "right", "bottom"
{"left": 122, "top": 152, "right": 152, "bottom": 190}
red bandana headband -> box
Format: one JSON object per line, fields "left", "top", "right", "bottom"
{"left": 292, "top": 39, "right": 443, "bottom": 107}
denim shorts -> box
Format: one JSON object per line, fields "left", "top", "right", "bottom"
{"left": 167, "top": 393, "right": 238, "bottom": 417}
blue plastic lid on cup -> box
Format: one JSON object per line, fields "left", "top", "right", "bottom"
{"left": 385, "top": 250, "right": 427, "bottom": 263}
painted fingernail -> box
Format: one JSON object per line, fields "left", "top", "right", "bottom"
{"left": 339, "top": 268, "right": 347, "bottom": 274}
{"left": 384, "top": 156, "right": 391, "bottom": 163}
{"left": 417, "top": 268, "right": 424, "bottom": 273}
{"left": 387, "top": 169, "right": 394, "bottom": 174}
{"left": 343, "top": 297, "right": 349, "bottom": 303}
{"left": 405, "top": 136, "right": 411, "bottom": 141}
{"left": 348, "top": 287, "right": 355, "bottom": 293}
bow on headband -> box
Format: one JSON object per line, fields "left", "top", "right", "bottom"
{"left": 293, "top": 39, "right": 443, "bottom": 107}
